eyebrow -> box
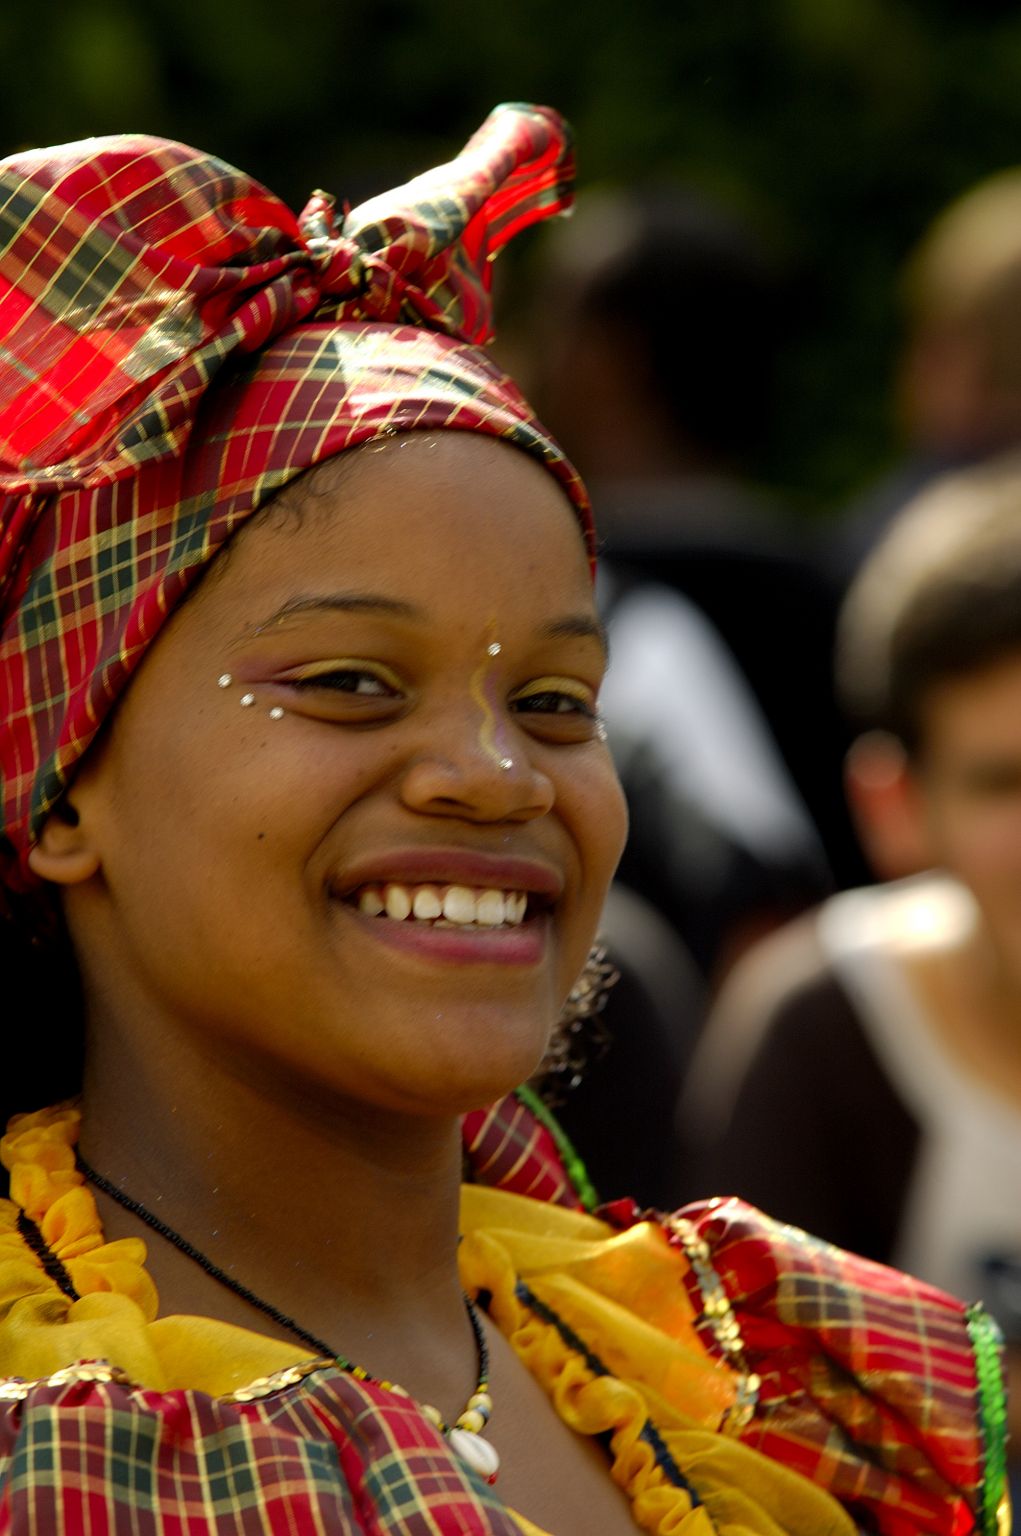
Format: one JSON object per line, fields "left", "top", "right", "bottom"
{"left": 245, "top": 594, "right": 608, "bottom": 656}
{"left": 540, "top": 614, "right": 610, "bottom": 657}
{"left": 248, "top": 594, "right": 425, "bottom": 633}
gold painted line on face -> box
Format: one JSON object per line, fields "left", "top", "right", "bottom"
{"left": 469, "top": 630, "right": 513, "bottom": 771}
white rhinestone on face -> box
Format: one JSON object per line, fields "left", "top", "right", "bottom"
{"left": 486, "top": 642, "right": 501, "bottom": 657}
{"left": 268, "top": 707, "right": 284, "bottom": 721}
{"left": 217, "top": 673, "right": 233, "bottom": 688}
{"left": 240, "top": 693, "right": 256, "bottom": 708}
{"left": 498, "top": 757, "right": 513, "bottom": 772}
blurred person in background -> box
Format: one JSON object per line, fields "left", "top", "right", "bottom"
{"left": 521, "top": 186, "right": 848, "bottom": 985}
{"left": 682, "top": 457, "right": 1021, "bottom": 1472}
{"left": 833, "top": 167, "right": 1021, "bottom": 580}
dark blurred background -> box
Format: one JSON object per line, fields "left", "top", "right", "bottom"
{"left": 7, "top": 0, "right": 1021, "bottom": 511}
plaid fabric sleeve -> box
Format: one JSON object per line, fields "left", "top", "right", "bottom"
{"left": 664, "top": 1196, "right": 1010, "bottom": 1536}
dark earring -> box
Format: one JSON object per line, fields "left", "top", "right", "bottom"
{"left": 529, "top": 944, "right": 619, "bottom": 1108}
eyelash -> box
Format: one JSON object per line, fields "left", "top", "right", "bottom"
{"left": 511, "top": 689, "right": 595, "bottom": 719}
{"left": 289, "top": 667, "right": 396, "bottom": 697}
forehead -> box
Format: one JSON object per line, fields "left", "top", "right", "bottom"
{"left": 195, "top": 432, "right": 595, "bottom": 640}
{"left": 920, "top": 651, "right": 1021, "bottom": 759}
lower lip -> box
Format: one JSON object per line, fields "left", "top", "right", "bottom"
{"left": 338, "top": 906, "right": 549, "bottom": 965}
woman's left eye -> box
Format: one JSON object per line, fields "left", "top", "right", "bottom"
{"left": 512, "top": 690, "right": 593, "bottom": 717}
{"left": 510, "top": 681, "right": 600, "bottom": 741}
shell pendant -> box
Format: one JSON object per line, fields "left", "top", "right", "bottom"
{"left": 447, "top": 1426, "right": 501, "bottom": 1484}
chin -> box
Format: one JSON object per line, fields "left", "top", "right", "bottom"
{"left": 376, "top": 1006, "right": 553, "bottom": 1117}
{"left": 434, "top": 1050, "right": 550, "bottom": 1115}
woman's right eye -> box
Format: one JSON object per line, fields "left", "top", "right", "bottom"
{"left": 290, "top": 668, "right": 396, "bottom": 697}
{"left": 273, "top": 660, "right": 407, "bottom": 721}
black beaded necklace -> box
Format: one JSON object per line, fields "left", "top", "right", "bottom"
{"left": 62, "top": 1150, "right": 500, "bottom": 1482}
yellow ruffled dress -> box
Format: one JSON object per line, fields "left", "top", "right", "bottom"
{"left": 0, "top": 1104, "right": 860, "bottom": 1533}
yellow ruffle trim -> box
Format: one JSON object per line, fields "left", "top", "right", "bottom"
{"left": 0, "top": 1104, "right": 308, "bottom": 1392}
{"left": 460, "top": 1185, "right": 856, "bottom": 1536}
{"left": 0, "top": 1108, "right": 855, "bottom": 1534}
{"left": 0, "top": 1103, "right": 157, "bottom": 1319}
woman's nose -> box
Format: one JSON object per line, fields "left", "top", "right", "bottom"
{"left": 398, "top": 708, "right": 555, "bottom": 823}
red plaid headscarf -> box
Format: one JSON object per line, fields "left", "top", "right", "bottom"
{"left": 0, "top": 104, "right": 590, "bottom": 891}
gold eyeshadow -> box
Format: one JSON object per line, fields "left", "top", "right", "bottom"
{"left": 511, "top": 676, "right": 596, "bottom": 710}
{"left": 284, "top": 659, "right": 404, "bottom": 691}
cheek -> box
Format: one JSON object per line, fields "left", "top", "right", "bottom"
{"left": 604, "top": 778, "right": 630, "bottom": 874}
{"left": 117, "top": 694, "right": 367, "bottom": 839}
{"left": 935, "top": 801, "right": 1021, "bottom": 886}
{"left": 563, "top": 771, "right": 628, "bottom": 995}
{"left": 88, "top": 704, "right": 310, "bottom": 929}
{"left": 563, "top": 754, "right": 629, "bottom": 894}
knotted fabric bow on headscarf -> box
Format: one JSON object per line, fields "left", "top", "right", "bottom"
{"left": 0, "top": 104, "right": 590, "bottom": 890}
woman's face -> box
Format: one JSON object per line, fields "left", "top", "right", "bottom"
{"left": 58, "top": 433, "right": 627, "bottom": 1113}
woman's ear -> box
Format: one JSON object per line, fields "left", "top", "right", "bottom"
{"left": 26, "top": 799, "right": 102, "bottom": 885}
{"left": 844, "top": 730, "right": 933, "bottom": 882}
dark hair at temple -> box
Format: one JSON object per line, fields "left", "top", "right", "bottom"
{"left": 837, "top": 454, "right": 1021, "bottom": 756}
{"left": 0, "top": 886, "right": 84, "bottom": 1181}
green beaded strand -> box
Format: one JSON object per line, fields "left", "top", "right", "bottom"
{"left": 966, "top": 1304, "right": 1009, "bottom": 1536}
{"left": 516, "top": 1084, "right": 599, "bottom": 1212}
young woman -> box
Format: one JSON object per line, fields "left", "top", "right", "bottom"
{"left": 0, "top": 107, "right": 1008, "bottom": 1534}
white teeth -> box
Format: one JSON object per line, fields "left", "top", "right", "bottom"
{"left": 384, "top": 884, "right": 412, "bottom": 921}
{"left": 356, "top": 882, "right": 531, "bottom": 927}
{"left": 412, "top": 886, "right": 443, "bottom": 920}
{"left": 476, "top": 890, "right": 506, "bottom": 926}
{"left": 443, "top": 886, "right": 476, "bottom": 924}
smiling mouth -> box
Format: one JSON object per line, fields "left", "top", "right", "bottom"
{"left": 340, "top": 882, "right": 547, "bottom": 930}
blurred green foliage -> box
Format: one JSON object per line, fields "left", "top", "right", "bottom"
{"left": 5, "top": 0, "right": 1021, "bottom": 507}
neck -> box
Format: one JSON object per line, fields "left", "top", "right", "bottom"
{"left": 78, "top": 999, "right": 474, "bottom": 1401}
{"left": 963, "top": 922, "right": 1021, "bottom": 1029}
{"left": 908, "top": 904, "right": 1021, "bottom": 1106}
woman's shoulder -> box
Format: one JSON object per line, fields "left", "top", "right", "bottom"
{"left": 0, "top": 1102, "right": 314, "bottom": 1393}
{"left": 654, "top": 1194, "right": 1009, "bottom": 1536}
{"left": 462, "top": 1170, "right": 1009, "bottom": 1536}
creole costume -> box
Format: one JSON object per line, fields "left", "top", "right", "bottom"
{"left": 0, "top": 107, "right": 1009, "bottom": 1533}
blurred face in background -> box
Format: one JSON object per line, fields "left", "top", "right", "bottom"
{"left": 909, "top": 648, "right": 1021, "bottom": 985}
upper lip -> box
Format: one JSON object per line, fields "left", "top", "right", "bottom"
{"left": 329, "top": 848, "right": 564, "bottom": 902}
